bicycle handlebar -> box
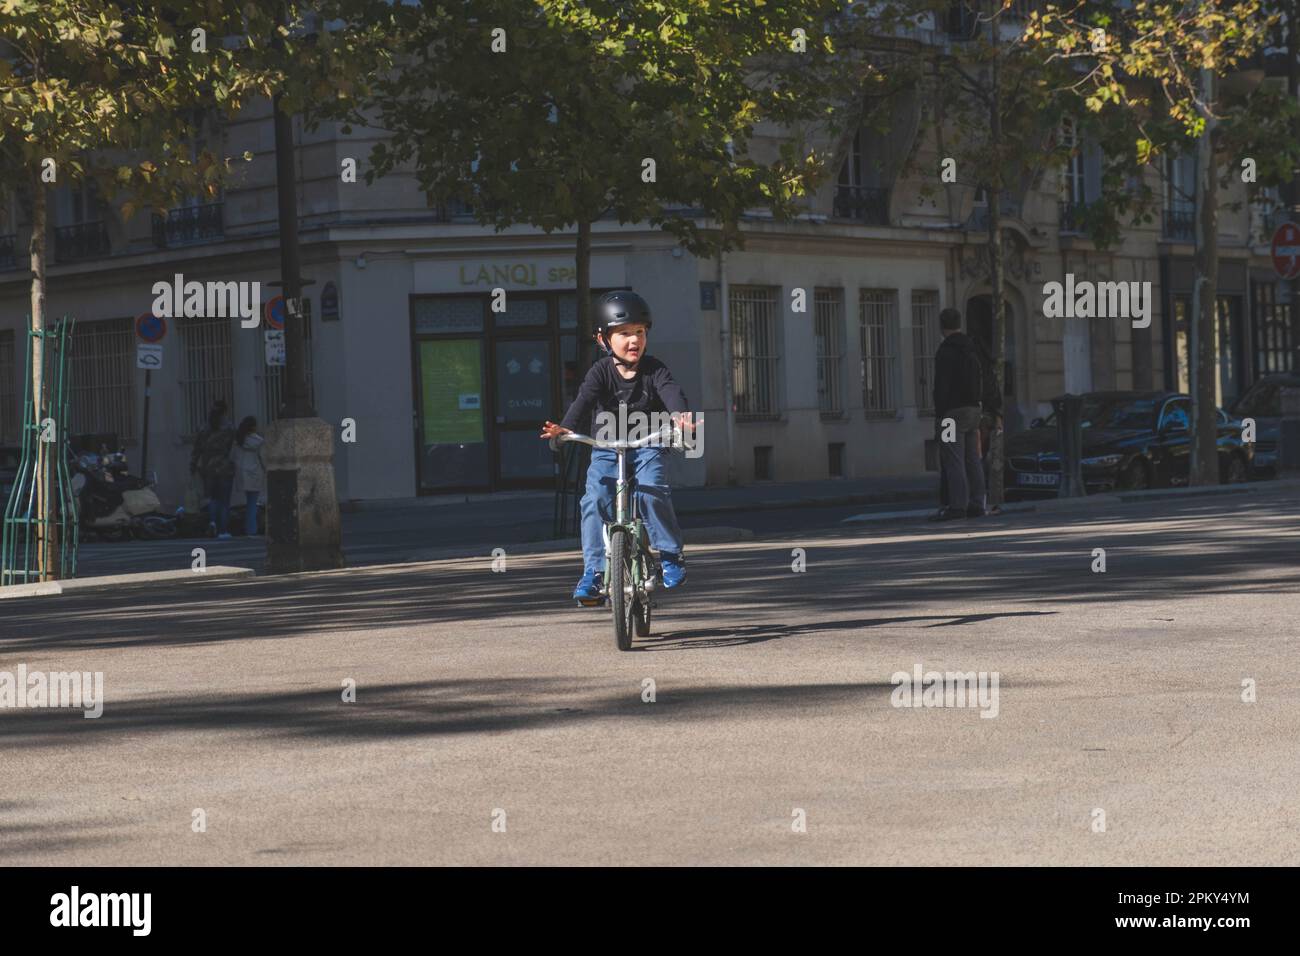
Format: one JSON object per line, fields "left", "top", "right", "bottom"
{"left": 551, "top": 425, "right": 682, "bottom": 452}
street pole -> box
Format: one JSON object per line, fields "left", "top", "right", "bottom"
{"left": 262, "top": 2, "right": 343, "bottom": 573}
{"left": 272, "top": 7, "right": 311, "bottom": 420}
{"left": 140, "top": 369, "right": 151, "bottom": 479}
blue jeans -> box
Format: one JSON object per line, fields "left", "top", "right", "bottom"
{"left": 244, "top": 492, "right": 260, "bottom": 535}
{"left": 581, "top": 447, "right": 684, "bottom": 573}
{"left": 207, "top": 475, "right": 233, "bottom": 534}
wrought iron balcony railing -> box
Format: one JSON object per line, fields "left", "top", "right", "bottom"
{"left": 151, "top": 202, "right": 224, "bottom": 248}
{"left": 1059, "top": 200, "right": 1090, "bottom": 235}
{"left": 966, "top": 195, "right": 1021, "bottom": 232}
{"left": 1163, "top": 208, "right": 1196, "bottom": 241}
{"left": 53, "top": 221, "right": 110, "bottom": 262}
{"left": 832, "top": 185, "right": 890, "bottom": 226}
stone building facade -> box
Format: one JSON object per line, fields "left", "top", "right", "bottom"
{"left": 1, "top": 9, "right": 1294, "bottom": 504}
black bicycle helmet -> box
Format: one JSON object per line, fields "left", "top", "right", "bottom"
{"left": 595, "top": 290, "right": 652, "bottom": 337}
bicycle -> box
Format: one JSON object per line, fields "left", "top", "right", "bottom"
{"left": 554, "top": 424, "right": 681, "bottom": 651}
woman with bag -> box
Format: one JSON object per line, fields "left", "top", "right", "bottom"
{"left": 189, "top": 405, "right": 236, "bottom": 538}
{"left": 231, "top": 416, "right": 266, "bottom": 537}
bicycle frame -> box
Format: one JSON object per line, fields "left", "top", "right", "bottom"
{"left": 598, "top": 444, "right": 645, "bottom": 572}
{"left": 557, "top": 426, "right": 678, "bottom": 586}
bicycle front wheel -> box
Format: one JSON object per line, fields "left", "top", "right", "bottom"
{"left": 608, "top": 528, "right": 635, "bottom": 651}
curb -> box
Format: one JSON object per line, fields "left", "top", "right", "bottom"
{"left": 1016, "top": 477, "right": 1299, "bottom": 515}
{"left": 338, "top": 486, "right": 938, "bottom": 517}
{"left": 839, "top": 478, "right": 1296, "bottom": 524}
{"left": 675, "top": 488, "right": 935, "bottom": 517}
{"left": 227, "top": 527, "right": 757, "bottom": 580}
{"left": 0, "top": 565, "right": 256, "bottom": 600}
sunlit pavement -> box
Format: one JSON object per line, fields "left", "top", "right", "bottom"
{"left": 2, "top": 486, "right": 1297, "bottom": 865}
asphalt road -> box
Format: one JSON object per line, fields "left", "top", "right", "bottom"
{"left": 2, "top": 487, "right": 1297, "bottom": 865}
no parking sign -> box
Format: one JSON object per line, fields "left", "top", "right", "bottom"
{"left": 264, "top": 296, "right": 286, "bottom": 331}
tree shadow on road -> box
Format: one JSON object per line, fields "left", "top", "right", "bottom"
{"left": 0, "top": 677, "right": 1036, "bottom": 751}
{"left": 0, "top": 493, "right": 1294, "bottom": 655}
{"left": 642, "top": 610, "right": 1057, "bottom": 651}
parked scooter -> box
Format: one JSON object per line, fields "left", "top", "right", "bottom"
{"left": 70, "top": 446, "right": 177, "bottom": 541}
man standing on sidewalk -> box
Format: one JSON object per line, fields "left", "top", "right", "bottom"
{"left": 932, "top": 308, "right": 986, "bottom": 520}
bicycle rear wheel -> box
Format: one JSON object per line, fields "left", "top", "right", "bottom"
{"left": 609, "top": 528, "right": 635, "bottom": 651}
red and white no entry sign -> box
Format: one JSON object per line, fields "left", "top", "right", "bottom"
{"left": 1271, "top": 222, "right": 1300, "bottom": 280}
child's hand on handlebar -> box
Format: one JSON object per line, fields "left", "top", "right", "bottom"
{"left": 539, "top": 421, "right": 570, "bottom": 440}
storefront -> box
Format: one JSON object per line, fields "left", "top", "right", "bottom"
{"left": 1250, "top": 270, "right": 1299, "bottom": 377}
{"left": 408, "top": 254, "right": 626, "bottom": 492}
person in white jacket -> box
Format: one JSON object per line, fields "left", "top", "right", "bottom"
{"left": 231, "top": 416, "right": 266, "bottom": 537}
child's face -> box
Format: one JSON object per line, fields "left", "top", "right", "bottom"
{"left": 607, "top": 324, "right": 648, "bottom": 364}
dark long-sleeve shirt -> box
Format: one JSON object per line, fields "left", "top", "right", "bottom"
{"left": 560, "top": 356, "right": 689, "bottom": 434}
{"left": 932, "top": 332, "right": 983, "bottom": 417}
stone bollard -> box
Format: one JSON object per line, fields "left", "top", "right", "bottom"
{"left": 262, "top": 417, "right": 344, "bottom": 573}
{"left": 1279, "top": 386, "right": 1300, "bottom": 479}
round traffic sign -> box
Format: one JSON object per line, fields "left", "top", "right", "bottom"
{"left": 1271, "top": 222, "right": 1300, "bottom": 280}
{"left": 264, "top": 296, "right": 286, "bottom": 331}
{"left": 135, "top": 312, "right": 167, "bottom": 343}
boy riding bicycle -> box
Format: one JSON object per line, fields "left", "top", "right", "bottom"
{"left": 539, "top": 290, "right": 690, "bottom": 606}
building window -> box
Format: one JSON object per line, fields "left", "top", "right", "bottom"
{"left": 753, "top": 445, "right": 773, "bottom": 481}
{"left": 178, "top": 314, "right": 234, "bottom": 437}
{"left": 0, "top": 329, "right": 17, "bottom": 443}
{"left": 814, "top": 288, "right": 845, "bottom": 417}
{"left": 1164, "top": 152, "right": 1196, "bottom": 240}
{"left": 730, "top": 286, "right": 780, "bottom": 420}
{"left": 859, "top": 289, "right": 899, "bottom": 418}
{"left": 911, "top": 290, "right": 940, "bottom": 414}
{"left": 0, "top": 194, "right": 16, "bottom": 270}
{"left": 1060, "top": 118, "right": 1085, "bottom": 204}
{"left": 1252, "top": 280, "right": 1297, "bottom": 375}
{"left": 154, "top": 113, "right": 225, "bottom": 247}
{"left": 1058, "top": 117, "right": 1098, "bottom": 234}
{"left": 54, "top": 179, "right": 110, "bottom": 262}
{"left": 258, "top": 300, "right": 315, "bottom": 425}
{"left": 69, "top": 317, "right": 135, "bottom": 442}
{"left": 1171, "top": 295, "right": 1245, "bottom": 405}
{"left": 828, "top": 442, "right": 845, "bottom": 478}
{"left": 834, "top": 128, "right": 889, "bottom": 224}
{"left": 945, "top": 0, "right": 979, "bottom": 39}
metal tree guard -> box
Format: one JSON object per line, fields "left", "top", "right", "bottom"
{"left": 552, "top": 439, "right": 590, "bottom": 539}
{"left": 2, "top": 315, "right": 78, "bottom": 586}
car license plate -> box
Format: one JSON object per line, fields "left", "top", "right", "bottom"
{"left": 1018, "top": 472, "right": 1060, "bottom": 487}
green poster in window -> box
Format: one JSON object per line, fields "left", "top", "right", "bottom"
{"left": 421, "top": 340, "right": 484, "bottom": 444}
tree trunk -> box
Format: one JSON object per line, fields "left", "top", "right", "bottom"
{"left": 1189, "top": 65, "right": 1219, "bottom": 486}
{"left": 1289, "top": 0, "right": 1300, "bottom": 353}
{"left": 987, "top": 10, "right": 1005, "bottom": 507}
{"left": 575, "top": 217, "right": 594, "bottom": 379}
{"left": 29, "top": 170, "right": 54, "bottom": 580}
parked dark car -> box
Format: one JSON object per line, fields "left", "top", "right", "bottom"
{"left": 1230, "top": 372, "right": 1300, "bottom": 478}
{"left": 1004, "top": 391, "right": 1252, "bottom": 501}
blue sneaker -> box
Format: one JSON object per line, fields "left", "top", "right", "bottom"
{"left": 573, "top": 569, "right": 605, "bottom": 606}
{"left": 660, "top": 553, "right": 686, "bottom": 589}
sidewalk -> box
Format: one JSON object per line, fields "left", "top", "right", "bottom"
{"left": 343, "top": 473, "right": 938, "bottom": 517}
